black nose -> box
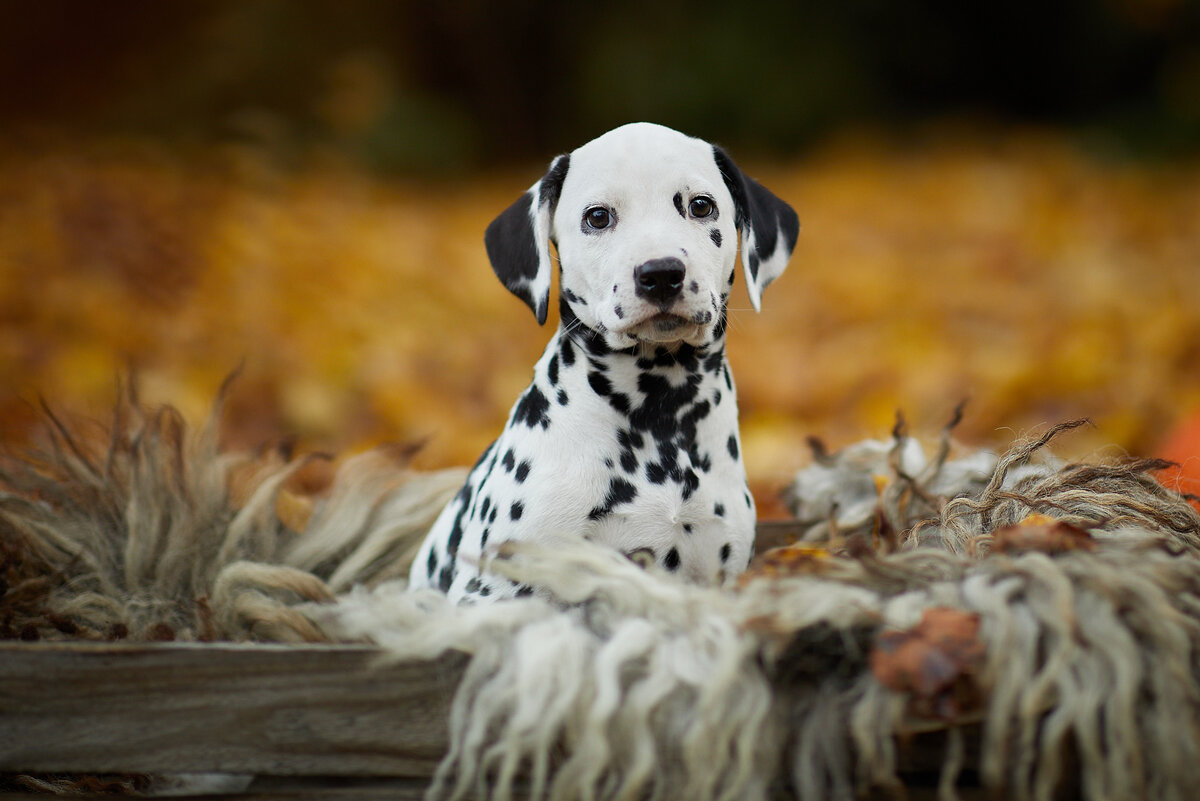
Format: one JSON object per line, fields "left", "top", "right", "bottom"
{"left": 633, "top": 258, "right": 686, "bottom": 304}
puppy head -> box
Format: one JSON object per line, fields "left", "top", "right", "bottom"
{"left": 486, "top": 122, "right": 799, "bottom": 349}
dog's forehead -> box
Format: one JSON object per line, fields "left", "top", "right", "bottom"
{"left": 562, "top": 123, "right": 723, "bottom": 200}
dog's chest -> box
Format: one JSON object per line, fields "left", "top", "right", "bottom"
{"left": 428, "top": 330, "right": 755, "bottom": 597}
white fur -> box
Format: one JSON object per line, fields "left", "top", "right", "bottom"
{"left": 410, "top": 123, "right": 797, "bottom": 602}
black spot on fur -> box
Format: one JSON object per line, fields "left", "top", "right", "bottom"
{"left": 514, "top": 386, "right": 551, "bottom": 430}
{"left": 727, "top": 435, "right": 739, "bottom": 460}
{"left": 608, "top": 393, "right": 631, "bottom": 415}
{"left": 561, "top": 335, "right": 576, "bottom": 366}
{"left": 614, "top": 304, "right": 624, "bottom": 319}
{"left": 620, "top": 450, "right": 638, "bottom": 473}
{"left": 464, "top": 576, "right": 482, "bottom": 594}
{"left": 515, "top": 584, "right": 534, "bottom": 598}
{"left": 502, "top": 449, "right": 516, "bottom": 472}
{"left": 480, "top": 496, "right": 491, "bottom": 521}
{"left": 703, "top": 351, "right": 724, "bottom": 373}
{"left": 588, "top": 477, "right": 638, "bottom": 520}
{"left": 510, "top": 501, "right": 524, "bottom": 521}
{"left": 689, "top": 280, "right": 699, "bottom": 293}
{"left": 673, "top": 192, "right": 685, "bottom": 218}
{"left": 712, "top": 307, "right": 728, "bottom": 340}
{"left": 723, "top": 364, "right": 733, "bottom": 391}
{"left": 710, "top": 229, "right": 722, "bottom": 248}
{"left": 720, "top": 543, "right": 732, "bottom": 563}
{"left": 683, "top": 523, "right": 693, "bottom": 534}
{"left": 480, "top": 528, "right": 490, "bottom": 547}
{"left": 744, "top": 490, "right": 753, "bottom": 508}
{"left": 588, "top": 371, "right": 611, "bottom": 396}
{"left": 646, "top": 462, "right": 668, "bottom": 484}
{"left": 681, "top": 468, "right": 700, "bottom": 501}
{"left": 557, "top": 389, "right": 569, "bottom": 405}
{"left": 664, "top": 547, "right": 681, "bottom": 571}
{"left": 446, "top": 486, "right": 472, "bottom": 559}
{"left": 727, "top": 268, "right": 736, "bottom": 285}
{"left": 438, "top": 565, "right": 453, "bottom": 592}
{"left": 548, "top": 355, "right": 559, "bottom": 385}
{"left": 515, "top": 460, "right": 531, "bottom": 483}
{"left": 426, "top": 546, "right": 438, "bottom": 578}
{"left": 714, "top": 502, "right": 725, "bottom": 517}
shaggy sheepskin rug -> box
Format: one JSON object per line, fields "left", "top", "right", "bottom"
{"left": 3, "top": 387, "right": 1200, "bottom": 801}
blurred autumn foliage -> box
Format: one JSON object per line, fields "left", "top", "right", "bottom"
{"left": 2, "top": 1, "right": 1200, "bottom": 509}
{"left": 3, "top": 130, "right": 1199, "bottom": 507}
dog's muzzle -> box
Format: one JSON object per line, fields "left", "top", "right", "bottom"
{"left": 634, "top": 258, "right": 686, "bottom": 305}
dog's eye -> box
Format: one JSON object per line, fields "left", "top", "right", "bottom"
{"left": 584, "top": 206, "right": 612, "bottom": 230}
{"left": 689, "top": 196, "right": 714, "bottom": 218}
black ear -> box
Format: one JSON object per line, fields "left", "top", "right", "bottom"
{"left": 713, "top": 146, "right": 799, "bottom": 310}
{"left": 483, "top": 154, "right": 570, "bottom": 324}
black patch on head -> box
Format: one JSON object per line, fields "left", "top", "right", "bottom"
{"left": 515, "top": 460, "right": 531, "bottom": 483}
{"left": 514, "top": 386, "right": 551, "bottom": 430}
{"left": 510, "top": 501, "right": 524, "bottom": 521}
{"left": 484, "top": 154, "right": 570, "bottom": 325}
{"left": 710, "top": 229, "right": 723, "bottom": 248}
{"left": 673, "top": 192, "right": 685, "bottom": 218}
{"left": 727, "top": 435, "right": 739, "bottom": 460}
{"left": 664, "top": 547, "right": 681, "bottom": 572}
{"left": 547, "top": 355, "right": 559, "bottom": 385}
{"left": 720, "top": 543, "right": 732, "bottom": 563}
{"left": 712, "top": 144, "right": 800, "bottom": 282}
{"left": 587, "top": 477, "right": 639, "bottom": 520}
{"left": 714, "top": 502, "right": 725, "bottom": 517}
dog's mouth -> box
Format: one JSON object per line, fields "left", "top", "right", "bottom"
{"left": 620, "top": 310, "right": 712, "bottom": 344}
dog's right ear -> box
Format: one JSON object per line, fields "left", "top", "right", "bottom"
{"left": 484, "top": 154, "right": 570, "bottom": 325}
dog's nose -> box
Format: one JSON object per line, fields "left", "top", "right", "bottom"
{"left": 633, "top": 258, "right": 686, "bottom": 304}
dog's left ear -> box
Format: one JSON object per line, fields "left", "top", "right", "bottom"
{"left": 483, "top": 154, "right": 570, "bottom": 325}
{"left": 713, "top": 146, "right": 800, "bottom": 311}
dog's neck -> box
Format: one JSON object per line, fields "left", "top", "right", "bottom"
{"left": 554, "top": 294, "right": 729, "bottom": 380}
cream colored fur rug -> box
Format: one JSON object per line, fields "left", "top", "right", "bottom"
{"left": 3, "top": 389, "right": 1200, "bottom": 800}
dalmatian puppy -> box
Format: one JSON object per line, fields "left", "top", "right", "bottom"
{"left": 410, "top": 122, "right": 799, "bottom": 602}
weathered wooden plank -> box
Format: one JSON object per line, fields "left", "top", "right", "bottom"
{"left": 0, "top": 642, "right": 464, "bottom": 777}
